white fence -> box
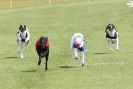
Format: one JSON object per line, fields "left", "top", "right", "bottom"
{"left": 0, "top": 0, "right": 87, "bottom": 9}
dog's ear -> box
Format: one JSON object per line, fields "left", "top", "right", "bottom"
{"left": 24, "top": 25, "right": 26, "bottom": 28}
{"left": 19, "top": 25, "right": 22, "bottom": 30}
{"left": 105, "top": 24, "right": 109, "bottom": 32}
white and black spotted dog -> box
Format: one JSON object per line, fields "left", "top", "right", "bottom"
{"left": 16, "top": 25, "right": 30, "bottom": 58}
{"left": 105, "top": 24, "right": 119, "bottom": 51}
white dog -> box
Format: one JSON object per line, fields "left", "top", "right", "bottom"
{"left": 70, "top": 33, "right": 86, "bottom": 67}
{"left": 105, "top": 24, "right": 119, "bottom": 51}
{"left": 16, "top": 25, "right": 30, "bottom": 58}
{"left": 127, "top": 1, "right": 133, "bottom": 7}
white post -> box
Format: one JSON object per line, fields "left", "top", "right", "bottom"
{"left": 49, "top": 0, "right": 51, "bottom": 5}
{"left": 10, "top": 0, "right": 13, "bottom": 8}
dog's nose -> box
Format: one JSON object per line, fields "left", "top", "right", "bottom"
{"left": 76, "top": 44, "right": 80, "bottom": 48}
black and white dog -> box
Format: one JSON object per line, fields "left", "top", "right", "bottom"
{"left": 105, "top": 24, "right": 119, "bottom": 51}
{"left": 35, "top": 36, "right": 49, "bottom": 70}
{"left": 16, "top": 25, "right": 30, "bottom": 58}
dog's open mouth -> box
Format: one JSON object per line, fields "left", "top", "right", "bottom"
{"left": 21, "top": 39, "right": 25, "bottom": 42}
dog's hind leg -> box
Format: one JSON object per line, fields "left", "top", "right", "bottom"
{"left": 25, "top": 40, "right": 29, "bottom": 48}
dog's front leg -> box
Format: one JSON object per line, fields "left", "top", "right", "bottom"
{"left": 81, "top": 52, "right": 85, "bottom": 67}
{"left": 38, "top": 55, "right": 41, "bottom": 65}
{"left": 45, "top": 57, "right": 48, "bottom": 70}
{"left": 45, "top": 52, "right": 49, "bottom": 70}
{"left": 17, "top": 40, "right": 20, "bottom": 52}
{"left": 116, "top": 38, "right": 119, "bottom": 51}
{"left": 19, "top": 41, "right": 24, "bottom": 59}
{"left": 107, "top": 39, "right": 113, "bottom": 51}
{"left": 73, "top": 48, "right": 78, "bottom": 59}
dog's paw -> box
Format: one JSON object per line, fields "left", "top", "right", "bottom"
{"left": 21, "top": 55, "right": 23, "bottom": 59}
{"left": 74, "top": 56, "right": 78, "bottom": 59}
{"left": 38, "top": 61, "right": 41, "bottom": 65}
{"left": 108, "top": 48, "right": 113, "bottom": 51}
{"left": 82, "top": 63, "right": 85, "bottom": 68}
{"left": 116, "top": 49, "right": 119, "bottom": 51}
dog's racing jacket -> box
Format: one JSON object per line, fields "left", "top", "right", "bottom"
{"left": 72, "top": 42, "right": 86, "bottom": 51}
{"left": 35, "top": 38, "right": 49, "bottom": 48}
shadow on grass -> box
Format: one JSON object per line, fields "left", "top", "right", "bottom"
{"left": 59, "top": 65, "right": 76, "bottom": 69}
{"left": 5, "top": 56, "right": 19, "bottom": 59}
{"left": 22, "top": 69, "right": 37, "bottom": 73}
{"left": 92, "top": 52, "right": 109, "bottom": 55}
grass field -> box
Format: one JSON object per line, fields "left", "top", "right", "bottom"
{"left": 0, "top": 0, "right": 133, "bottom": 89}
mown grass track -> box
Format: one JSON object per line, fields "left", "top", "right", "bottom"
{"left": 0, "top": 0, "right": 133, "bottom": 89}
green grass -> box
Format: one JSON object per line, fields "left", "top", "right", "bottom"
{"left": 0, "top": 0, "right": 133, "bottom": 89}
